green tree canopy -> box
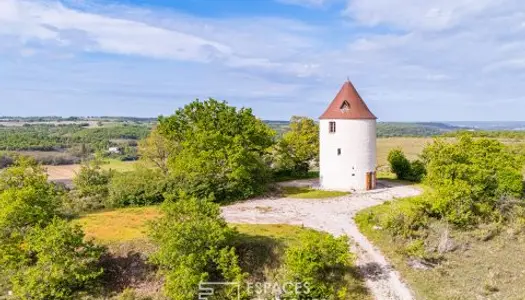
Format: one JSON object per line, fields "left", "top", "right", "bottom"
{"left": 275, "top": 116, "right": 319, "bottom": 176}
{"left": 158, "top": 98, "right": 275, "bottom": 202}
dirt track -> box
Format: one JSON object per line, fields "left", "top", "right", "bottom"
{"left": 221, "top": 180, "right": 421, "bottom": 300}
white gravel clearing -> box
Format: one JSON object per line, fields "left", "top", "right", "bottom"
{"left": 221, "top": 180, "right": 422, "bottom": 300}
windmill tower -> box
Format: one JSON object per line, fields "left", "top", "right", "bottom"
{"left": 319, "top": 81, "right": 377, "bottom": 191}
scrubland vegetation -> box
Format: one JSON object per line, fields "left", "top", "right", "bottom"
{"left": 356, "top": 135, "right": 525, "bottom": 299}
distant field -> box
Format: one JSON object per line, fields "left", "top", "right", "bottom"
{"left": 377, "top": 137, "right": 433, "bottom": 168}
{"left": 46, "top": 159, "right": 137, "bottom": 181}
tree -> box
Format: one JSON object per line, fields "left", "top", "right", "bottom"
{"left": 72, "top": 158, "right": 114, "bottom": 208}
{"left": 275, "top": 116, "right": 319, "bottom": 176}
{"left": 157, "top": 99, "right": 275, "bottom": 203}
{"left": 149, "top": 194, "right": 245, "bottom": 299}
{"left": 138, "top": 127, "right": 176, "bottom": 175}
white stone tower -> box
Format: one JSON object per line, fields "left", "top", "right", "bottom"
{"left": 319, "top": 81, "right": 377, "bottom": 191}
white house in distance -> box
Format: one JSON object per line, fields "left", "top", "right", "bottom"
{"left": 319, "top": 81, "right": 377, "bottom": 191}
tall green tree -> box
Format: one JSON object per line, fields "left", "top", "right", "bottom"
{"left": 275, "top": 116, "right": 319, "bottom": 176}
{"left": 158, "top": 99, "right": 275, "bottom": 203}
{"left": 138, "top": 127, "right": 177, "bottom": 175}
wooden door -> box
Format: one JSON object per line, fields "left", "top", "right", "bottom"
{"left": 366, "top": 172, "right": 372, "bottom": 190}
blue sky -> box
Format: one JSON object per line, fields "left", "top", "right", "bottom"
{"left": 1, "top": 0, "right": 525, "bottom": 121}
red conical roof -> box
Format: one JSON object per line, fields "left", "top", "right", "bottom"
{"left": 319, "top": 81, "right": 377, "bottom": 120}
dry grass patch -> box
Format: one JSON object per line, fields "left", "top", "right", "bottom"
{"left": 72, "top": 206, "right": 161, "bottom": 244}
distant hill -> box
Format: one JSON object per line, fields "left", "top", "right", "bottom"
{"left": 264, "top": 120, "right": 461, "bottom": 137}
{"left": 377, "top": 122, "right": 460, "bottom": 137}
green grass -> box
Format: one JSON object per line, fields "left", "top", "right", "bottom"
{"left": 274, "top": 170, "right": 319, "bottom": 182}
{"left": 281, "top": 186, "right": 349, "bottom": 199}
{"left": 234, "top": 224, "right": 308, "bottom": 244}
{"left": 100, "top": 159, "right": 139, "bottom": 172}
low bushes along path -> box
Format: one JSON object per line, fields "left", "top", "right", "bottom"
{"left": 222, "top": 180, "right": 421, "bottom": 300}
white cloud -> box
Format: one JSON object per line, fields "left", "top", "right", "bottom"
{"left": 0, "top": 0, "right": 234, "bottom": 62}
{"left": 345, "top": 0, "right": 501, "bottom": 31}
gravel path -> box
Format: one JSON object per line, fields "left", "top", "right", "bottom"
{"left": 221, "top": 180, "right": 421, "bottom": 300}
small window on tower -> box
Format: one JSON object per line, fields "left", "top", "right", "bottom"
{"left": 329, "top": 121, "right": 336, "bottom": 133}
{"left": 337, "top": 148, "right": 341, "bottom": 155}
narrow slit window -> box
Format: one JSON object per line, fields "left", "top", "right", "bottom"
{"left": 337, "top": 148, "right": 341, "bottom": 155}
{"left": 329, "top": 121, "right": 336, "bottom": 133}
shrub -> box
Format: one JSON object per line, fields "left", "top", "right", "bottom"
{"left": 380, "top": 197, "right": 430, "bottom": 237}
{"left": 423, "top": 136, "right": 524, "bottom": 226}
{"left": 409, "top": 159, "right": 427, "bottom": 182}
{"left": 0, "top": 158, "right": 106, "bottom": 298}
{"left": 356, "top": 196, "right": 430, "bottom": 238}
{"left": 388, "top": 149, "right": 412, "bottom": 180}
{"left": 149, "top": 194, "right": 246, "bottom": 299}
{"left": 403, "top": 239, "right": 426, "bottom": 258}
{"left": 282, "top": 230, "right": 354, "bottom": 299}
{"left": 387, "top": 149, "right": 426, "bottom": 182}
{"left": 108, "top": 168, "right": 171, "bottom": 207}
{"left": 74, "top": 161, "right": 113, "bottom": 199}
{"left": 10, "top": 218, "right": 105, "bottom": 299}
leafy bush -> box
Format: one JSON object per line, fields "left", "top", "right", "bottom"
{"left": 360, "top": 196, "right": 430, "bottom": 238}
{"left": 387, "top": 149, "right": 426, "bottom": 182}
{"left": 10, "top": 218, "right": 104, "bottom": 299}
{"left": 403, "top": 239, "right": 426, "bottom": 258}
{"left": 158, "top": 99, "right": 275, "bottom": 203}
{"left": 282, "top": 230, "right": 354, "bottom": 299}
{"left": 108, "top": 168, "right": 172, "bottom": 207}
{"left": 410, "top": 159, "right": 427, "bottom": 182}
{"left": 149, "top": 194, "right": 246, "bottom": 299}
{"left": 388, "top": 149, "right": 412, "bottom": 180}
{"left": 0, "top": 158, "right": 62, "bottom": 238}
{"left": 422, "top": 136, "right": 524, "bottom": 226}
{"left": 74, "top": 161, "right": 113, "bottom": 199}
{"left": 0, "top": 158, "right": 105, "bottom": 299}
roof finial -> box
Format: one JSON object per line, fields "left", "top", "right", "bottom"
{"left": 346, "top": 76, "right": 350, "bottom": 83}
